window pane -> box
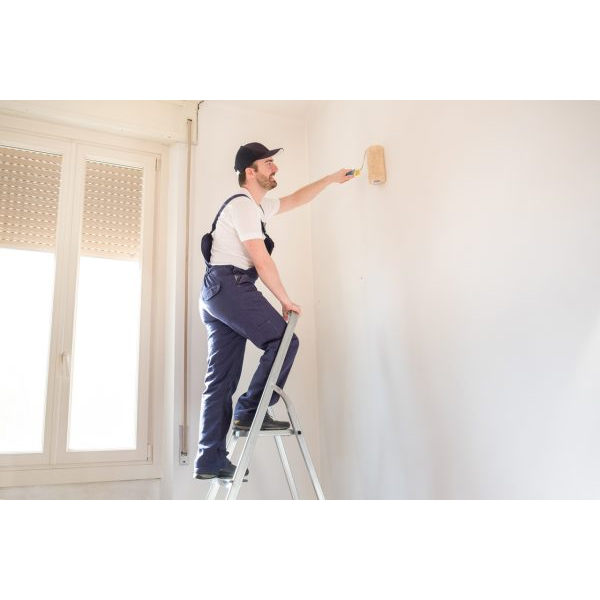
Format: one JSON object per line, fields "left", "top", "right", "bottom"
{"left": 0, "top": 146, "right": 61, "bottom": 454}
{"left": 0, "top": 249, "right": 55, "bottom": 453}
{"left": 67, "top": 161, "right": 143, "bottom": 452}
{"left": 68, "top": 257, "right": 141, "bottom": 451}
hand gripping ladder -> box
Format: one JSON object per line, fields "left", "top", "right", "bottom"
{"left": 206, "top": 312, "right": 325, "bottom": 500}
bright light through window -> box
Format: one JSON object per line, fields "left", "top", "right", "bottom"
{"left": 0, "top": 248, "right": 54, "bottom": 454}
{"left": 68, "top": 256, "right": 141, "bottom": 451}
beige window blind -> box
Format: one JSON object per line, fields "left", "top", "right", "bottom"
{"left": 82, "top": 160, "right": 143, "bottom": 261}
{"left": 0, "top": 145, "right": 62, "bottom": 253}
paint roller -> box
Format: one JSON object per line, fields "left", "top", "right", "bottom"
{"left": 346, "top": 145, "right": 386, "bottom": 185}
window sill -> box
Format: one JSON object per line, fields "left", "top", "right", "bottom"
{"left": 0, "top": 463, "right": 162, "bottom": 488}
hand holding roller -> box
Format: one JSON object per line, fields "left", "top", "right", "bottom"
{"left": 346, "top": 149, "right": 366, "bottom": 177}
{"left": 346, "top": 145, "right": 386, "bottom": 184}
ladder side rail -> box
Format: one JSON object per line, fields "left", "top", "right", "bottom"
{"left": 274, "top": 384, "right": 326, "bottom": 500}
{"left": 210, "top": 478, "right": 238, "bottom": 500}
{"left": 226, "top": 312, "right": 300, "bottom": 500}
{"left": 269, "top": 408, "right": 300, "bottom": 499}
{"left": 206, "top": 480, "right": 221, "bottom": 500}
{"left": 273, "top": 435, "right": 299, "bottom": 499}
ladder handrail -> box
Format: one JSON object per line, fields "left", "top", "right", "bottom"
{"left": 226, "top": 311, "right": 300, "bottom": 499}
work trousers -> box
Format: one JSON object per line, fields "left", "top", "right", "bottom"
{"left": 194, "top": 264, "right": 299, "bottom": 472}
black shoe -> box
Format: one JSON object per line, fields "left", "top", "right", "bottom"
{"left": 233, "top": 412, "right": 290, "bottom": 431}
{"left": 194, "top": 459, "right": 249, "bottom": 480}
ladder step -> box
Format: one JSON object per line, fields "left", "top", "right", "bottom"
{"left": 232, "top": 427, "right": 299, "bottom": 438}
{"left": 215, "top": 477, "right": 248, "bottom": 486}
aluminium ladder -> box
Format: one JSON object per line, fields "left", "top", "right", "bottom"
{"left": 206, "top": 311, "right": 325, "bottom": 500}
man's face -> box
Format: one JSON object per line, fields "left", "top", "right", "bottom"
{"left": 252, "top": 157, "right": 278, "bottom": 190}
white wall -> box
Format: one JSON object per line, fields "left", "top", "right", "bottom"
{"left": 167, "top": 101, "right": 322, "bottom": 499}
{"left": 307, "top": 101, "right": 600, "bottom": 499}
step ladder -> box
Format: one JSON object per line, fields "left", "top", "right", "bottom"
{"left": 206, "top": 312, "right": 325, "bottom": 500}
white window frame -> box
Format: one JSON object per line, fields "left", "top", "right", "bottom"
{"left": 0, "top": 115, "right": 168, "bottom": 487}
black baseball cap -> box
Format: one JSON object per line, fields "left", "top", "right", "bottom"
{"left": 234, "top": 142, "right": 283, "bottom": 173}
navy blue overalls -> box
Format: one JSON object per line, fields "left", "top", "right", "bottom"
{"left": 194, "top": 194, "right": 300, "bottom": 473}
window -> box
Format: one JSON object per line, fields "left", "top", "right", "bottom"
{"left": 0, "top": 125, "right": 163, "bottom": 484}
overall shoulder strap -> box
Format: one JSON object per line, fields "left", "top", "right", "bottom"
{"left": 210, "top": 193, "right": 250, "bottom": 232}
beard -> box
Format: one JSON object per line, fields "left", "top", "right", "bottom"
{"left": 256, "top": 172, "right": 278, "bottom": 191}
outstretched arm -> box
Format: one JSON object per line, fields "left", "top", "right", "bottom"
{"left": 278, "top": 168, "right": 353, "bottom": 214}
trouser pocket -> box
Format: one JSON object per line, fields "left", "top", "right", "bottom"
{"left": 202, "top": 283, "right": 221, "bottom": 301}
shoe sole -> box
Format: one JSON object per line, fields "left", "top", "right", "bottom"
{"left": 194, "top": 469, "right": 250, "bottom": 480}
{"left": 194, "top": 475, "right": 249, "bottom": 485}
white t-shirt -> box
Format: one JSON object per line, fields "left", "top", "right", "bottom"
{"left": 210, "top": 191, "right": 280, "bottom": 269}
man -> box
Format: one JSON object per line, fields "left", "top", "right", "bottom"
{"left": 194, "top": 142, "right": 353, "bottom": 480}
